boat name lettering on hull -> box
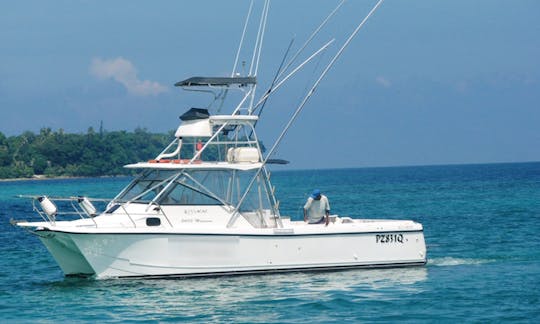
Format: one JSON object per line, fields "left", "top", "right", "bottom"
{"left": 184, "top": 209, "right": 208, "bottom": 215}
{"left": 376, "top": 234, "right": 404, "bottom": 244}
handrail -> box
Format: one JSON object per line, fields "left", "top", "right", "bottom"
{"left": 18, "top": 194, "right": 111, "bottom": 202}
{"left": 120, "top": 204, "right": 137, "bottom": 228}
{"left": 149, "top": 203, "right": 174, "bottom": 228}
{"left": 20, "top": 195, "right": 178, "bottom": 229}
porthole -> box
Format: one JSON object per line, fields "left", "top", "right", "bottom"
{"left": 146, "top": 217, "right": 161, "bottom": 226}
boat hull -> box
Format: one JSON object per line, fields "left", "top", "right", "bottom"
{"left": 36, "top": 229, "right": 427, "bottom": 279}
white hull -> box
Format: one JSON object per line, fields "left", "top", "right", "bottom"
{"left": 37, "top": 226, "right": 426, "bottom": 279}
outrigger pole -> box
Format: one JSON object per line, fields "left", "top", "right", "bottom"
{"left": 273, "top": 0, "right": 347, "bottom": 83}
{"left": 251, "top": 0, "right": 346, "bottom": 115}
{"left": 249, "top": 39, "right": 334, "bottom": 115}
{"left": 227, "top": 0, "right": 385, "bottom": 228}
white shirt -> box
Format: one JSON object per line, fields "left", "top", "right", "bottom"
{"left": 304, "top": 195, "right": 330, "bottom": 223}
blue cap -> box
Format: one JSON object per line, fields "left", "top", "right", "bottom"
{"left": 311, "top": 189, "right": 321, "bottom": 199}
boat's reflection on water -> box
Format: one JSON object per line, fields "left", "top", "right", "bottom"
{"left": 59, "top": 266, "right": 426, "bottom": 303}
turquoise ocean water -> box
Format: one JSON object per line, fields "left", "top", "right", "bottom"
{"left": 1, "top": 162, "right": 539, "bottom": 322}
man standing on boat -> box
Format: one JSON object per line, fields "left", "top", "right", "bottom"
{"left": 304, "top": 189, "right": 330, "bottom": 226}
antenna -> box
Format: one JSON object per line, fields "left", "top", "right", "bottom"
{"left": 232, "top": 0, "right": 254, "bottom": 76}
{"left": 249, "top": 0, "right": 270, "bottom": 77}
{"left": 249, "top": 0, "right": 270, "bottom": 111}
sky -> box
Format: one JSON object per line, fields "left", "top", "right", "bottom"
{"left": 1, "top": 0, "right": 539, "bottom": 169}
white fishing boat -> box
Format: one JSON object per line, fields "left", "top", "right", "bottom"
{"left": 15, "top": 0, "right": 426, "bottom": 279}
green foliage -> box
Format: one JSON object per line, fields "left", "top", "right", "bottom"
{"left": 0, "top": 128, "right": 172, "bottom": 179}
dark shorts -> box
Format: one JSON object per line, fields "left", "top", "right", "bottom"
{"left": 309, "top": 217, "right": 325, "bottom": 224}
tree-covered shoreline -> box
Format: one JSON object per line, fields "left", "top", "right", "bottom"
{"left": 0, "top": 127, "right": 173, "bottom": 179}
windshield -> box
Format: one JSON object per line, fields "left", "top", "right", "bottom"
{"left": 117, "top": 170, "right": 176, "bottom": 203}
{"left": 117, "top": 170, "right": 225, "bottom": 205}
{"left": 116, "top": 169, "right": 273, "bottom": 210}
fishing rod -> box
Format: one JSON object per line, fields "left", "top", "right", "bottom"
{"left": 247, "top": 37, "right": 295, "bottom": 138}
{"left": 256, "top": 37, "right": 295, "bottom": 121}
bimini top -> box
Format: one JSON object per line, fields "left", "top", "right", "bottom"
{"left": 124, "top": 161, "right": 263, "bottom": 171}
{"left": 175, "top": 76, "right": 257, "bottom": 87}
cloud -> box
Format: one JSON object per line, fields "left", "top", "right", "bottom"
{"left": 90, "top": 57, "right": 168, "bottom": 96}
{"left": 375, "top": 76, "right": 391, "bottom": 88}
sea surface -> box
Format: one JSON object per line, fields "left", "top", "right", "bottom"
{"left": 1, "top": 162, "right": 539, "bottom": 322}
